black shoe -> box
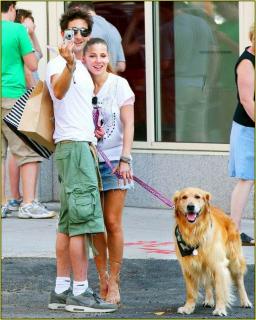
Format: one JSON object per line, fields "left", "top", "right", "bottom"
{"left": 240, "top": 233, "right": 255, "bottom": 246}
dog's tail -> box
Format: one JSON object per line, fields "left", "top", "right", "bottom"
{"left": 226, "top": 221, "right": 247, "bottom": 275}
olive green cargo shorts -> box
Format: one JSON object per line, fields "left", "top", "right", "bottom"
{"left": 55, "top": 141, "right": 104, "bottom": 236}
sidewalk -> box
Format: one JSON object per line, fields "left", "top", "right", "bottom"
{"left": 2, "top": 204, "right": 255, "bottom": 263}
{"left": 1, "top": 204, "right": 255, "bottom": 319}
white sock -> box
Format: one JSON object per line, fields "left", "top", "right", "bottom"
{"left": 73, "top": 280, "right": 88, "bottom": 296}
{"left": 55, "top": 276, "right": 71, "bottom": 294}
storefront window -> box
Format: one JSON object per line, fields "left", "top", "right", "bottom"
{"left": 157, "top": 1, "right": 239, "bottom": 143}
{"left": 94, "top": 1, "right": 147, "bottom": 141}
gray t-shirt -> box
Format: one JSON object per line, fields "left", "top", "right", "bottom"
{"left": 92, "top": 15, "right": 125, "bottom": 69}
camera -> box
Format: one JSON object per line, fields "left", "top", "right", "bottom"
{"left": 64, "top": 29, "right": 74, "bottom": 41}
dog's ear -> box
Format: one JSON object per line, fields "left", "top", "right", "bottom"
{"left": 204, "top": 192, "right": 211, "bottom": 203}
{"left": 172, "top": 190, "right": 180, "bottom": 204}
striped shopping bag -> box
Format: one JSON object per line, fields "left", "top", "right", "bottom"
{"left": 3, "top": 86, "right": 53, "bottom": 159}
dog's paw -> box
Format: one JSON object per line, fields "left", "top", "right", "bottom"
{"left": 241, "top": 299, "right": 252, "bottom": 308}
{"left": 212, "top": 307, "right": 227, "bottom": 316}
{"left": 203, "top": 301, "right": 215, "bottom": 308}
{"left": 203, "top": 297, "right": 215, "bottom": 308}
{"left": 177, "top": 305, "right": 195, "bottom": 314}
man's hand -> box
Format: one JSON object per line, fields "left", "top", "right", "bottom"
{"left": 58, "top": 41, "right": 75, "bottom": 65}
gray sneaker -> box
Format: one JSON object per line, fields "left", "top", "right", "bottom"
{"left": 65, "top": 287, "right": 117, "bottom": 313}
{"left": 48, "top": 288, "right": 71, "bottom": 310}
{"left": 1, "top": 204, "right": 9, "bottom": 218}
{"left": 18, "top": 201, "right": 56, "bottom": 219}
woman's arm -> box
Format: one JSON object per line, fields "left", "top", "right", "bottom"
{"left": 237, "top": 59, "right": 255, "bottom": 121}
{"left": 120, "top": 105, "right": 134, "bottom": 157}
{"left": 116, "top": 104, "right": 134, "bottom": 185}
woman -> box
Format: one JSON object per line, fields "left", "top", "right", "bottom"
{"left": 83, "top": 38, "right": 135, "bottom": 304}
{"left": 229, "top": 25, "right": 255, "bottom": 245}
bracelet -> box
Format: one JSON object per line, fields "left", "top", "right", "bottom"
{"left": 66, "top": 62, "right": 76, "bottom": 73}
{"left": 120, "top": 155, "right": 132, "bottom": 165}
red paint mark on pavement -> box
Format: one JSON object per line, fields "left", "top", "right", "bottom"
{"left": 124, "top": 241, "right": 176, "bottom": 255}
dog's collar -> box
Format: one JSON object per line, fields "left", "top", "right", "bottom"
{"left": 175, "top": 225, "right": 199, "bottom": 257}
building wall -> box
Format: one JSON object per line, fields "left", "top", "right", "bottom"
{"left": 12, "top": 2, "right": 254, "bottom": 218}
{"left": 38, "top": 153, "right": 253, "bottom": 218}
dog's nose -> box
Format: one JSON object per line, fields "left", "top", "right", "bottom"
{"left": 187, "top": 204, "right": 195, "bottom": 212}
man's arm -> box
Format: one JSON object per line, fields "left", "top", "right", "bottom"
{"left": 51, "top": 42, "right": 76, "bottom": 100}
{"left": 23, "top": 52, "right": 38, "bottom": 72}
{"left": 116, "top": 61, "right": 126, "bottom": 73}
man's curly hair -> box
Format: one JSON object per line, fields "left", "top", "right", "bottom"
{"left": 59, "top": 8, "right": 93, "bottom": 32}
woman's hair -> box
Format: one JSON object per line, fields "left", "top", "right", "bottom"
{"left": 15, "top": 8, "right": 34, "bottom": 23}
{"left": 249, "top": 25, "right": 255, "bottom": 52}
{"left": 83, "top": 38, "right": 115, "bottom": 73}
{"left": 59, "top": 8, "right": 93, "bottom": 32}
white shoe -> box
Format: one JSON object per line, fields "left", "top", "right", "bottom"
{"left": 18, "top": 201, "right": 56, "bottom": 219}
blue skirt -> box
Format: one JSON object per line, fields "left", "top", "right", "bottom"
{"left": 228, "top": 121, "right": 254, "bottom": 180}
{"left": 99, "top": 160, "right": 134, "bottom": 191}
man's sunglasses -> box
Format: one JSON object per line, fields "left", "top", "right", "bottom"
{"left": 68, "top": 27, "right": 91, "bottom": 37}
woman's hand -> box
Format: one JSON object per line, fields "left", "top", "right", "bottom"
{"left": 113, "top": 162, "right": 133, "bottom": 185}
{"left": 95, "top": 126, "right": 105, "bottom": 139}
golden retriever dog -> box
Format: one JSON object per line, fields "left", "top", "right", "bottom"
{"left": 173, "top": 187, "right": 252, "bottom": 316}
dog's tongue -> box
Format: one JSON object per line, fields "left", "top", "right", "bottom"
{"left": 187, "top": 212, "right": 196, "bottom": 222}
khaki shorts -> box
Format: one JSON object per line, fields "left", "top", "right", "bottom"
{"left": 1, "top": 106, "right": 43, "bottom": 166}
{"left": 55, "top": 141, "right": 104, "bottom": 236}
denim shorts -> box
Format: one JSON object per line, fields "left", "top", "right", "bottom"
{"left": 228, "top": 121, "right": 254, "bottom": 180}
{"left": 99, "top": 160, "right": 134, "bottom": 191}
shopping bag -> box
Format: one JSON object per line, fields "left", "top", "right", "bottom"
{"left": 3, "top": 84, "right": 53, "bottom": 159}
{"left": 18, "top": 80, "right": 55, "bottom": 152}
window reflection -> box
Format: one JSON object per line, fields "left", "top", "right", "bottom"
{"left": 158, "top": 1, "right": 239, "bottom": 143}
{"left": 95, "top": 1, "right": 146, "bottom": 141}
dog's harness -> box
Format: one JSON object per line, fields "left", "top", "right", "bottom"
{"left": 175, "top": 226, "right": 199, "bottom": 257}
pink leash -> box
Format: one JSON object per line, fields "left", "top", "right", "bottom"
{"left": 93, "top": 109, "right": 174, "bottom": 208}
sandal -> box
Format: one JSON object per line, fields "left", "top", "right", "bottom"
{"left": 240, "top": 233, "right": 255, "bottom": 246}
{"left": 106, "top": 274, "right": 120, "bottom": 305}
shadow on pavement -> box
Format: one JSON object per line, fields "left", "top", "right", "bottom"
{"left": 2, "top": 258, "right": 254, "bottom": 319}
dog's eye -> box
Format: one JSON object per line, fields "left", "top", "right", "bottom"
{"left": 182, "top": 195, "right": 188, "bottom": 200}
{"left": 194, "top": 195, "right": 201, "bottom": 199}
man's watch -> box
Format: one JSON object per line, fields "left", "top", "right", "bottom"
{"left": 120, "top": 155, "right": 132, "bottom": 165}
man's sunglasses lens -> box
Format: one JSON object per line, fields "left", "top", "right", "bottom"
{"left": 72, "top": 28, "right": 91, "bottom": 37}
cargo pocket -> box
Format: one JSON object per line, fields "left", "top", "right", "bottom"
{"left": 70, "top": 186, "right": 99, "bottom": 224}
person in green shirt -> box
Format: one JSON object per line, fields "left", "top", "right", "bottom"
{"left": 1, "top": 1, "right": 55, "bottom": 219}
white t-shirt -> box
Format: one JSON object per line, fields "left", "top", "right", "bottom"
{"left": 96, "top": 73, "right": 135, "bottom": 162}
{"left": 46, "top": 55, "right": 96, "bottom": 144}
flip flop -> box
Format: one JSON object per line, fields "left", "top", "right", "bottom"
{"left": 240, "top": 233, "right": 255, "bottom": 246}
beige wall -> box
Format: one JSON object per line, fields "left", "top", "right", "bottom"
{"left": 239, "top": 1, "right": 255, "bottom": 54}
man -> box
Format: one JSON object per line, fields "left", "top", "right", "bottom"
{"left": 1, "top": 1, "right": 55, "bottom": 219}
{"left": 67, "top": 1, "right": 126, "bottom": 73}
{"left": 46, "top": 8, "right": 116, "bottom": 313}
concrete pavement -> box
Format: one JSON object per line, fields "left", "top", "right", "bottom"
{"left": 2, "top": 204, "right": 255, "bottom": 263}
{"left": 1, "top": 204, "right": 255, "bottom": 318}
